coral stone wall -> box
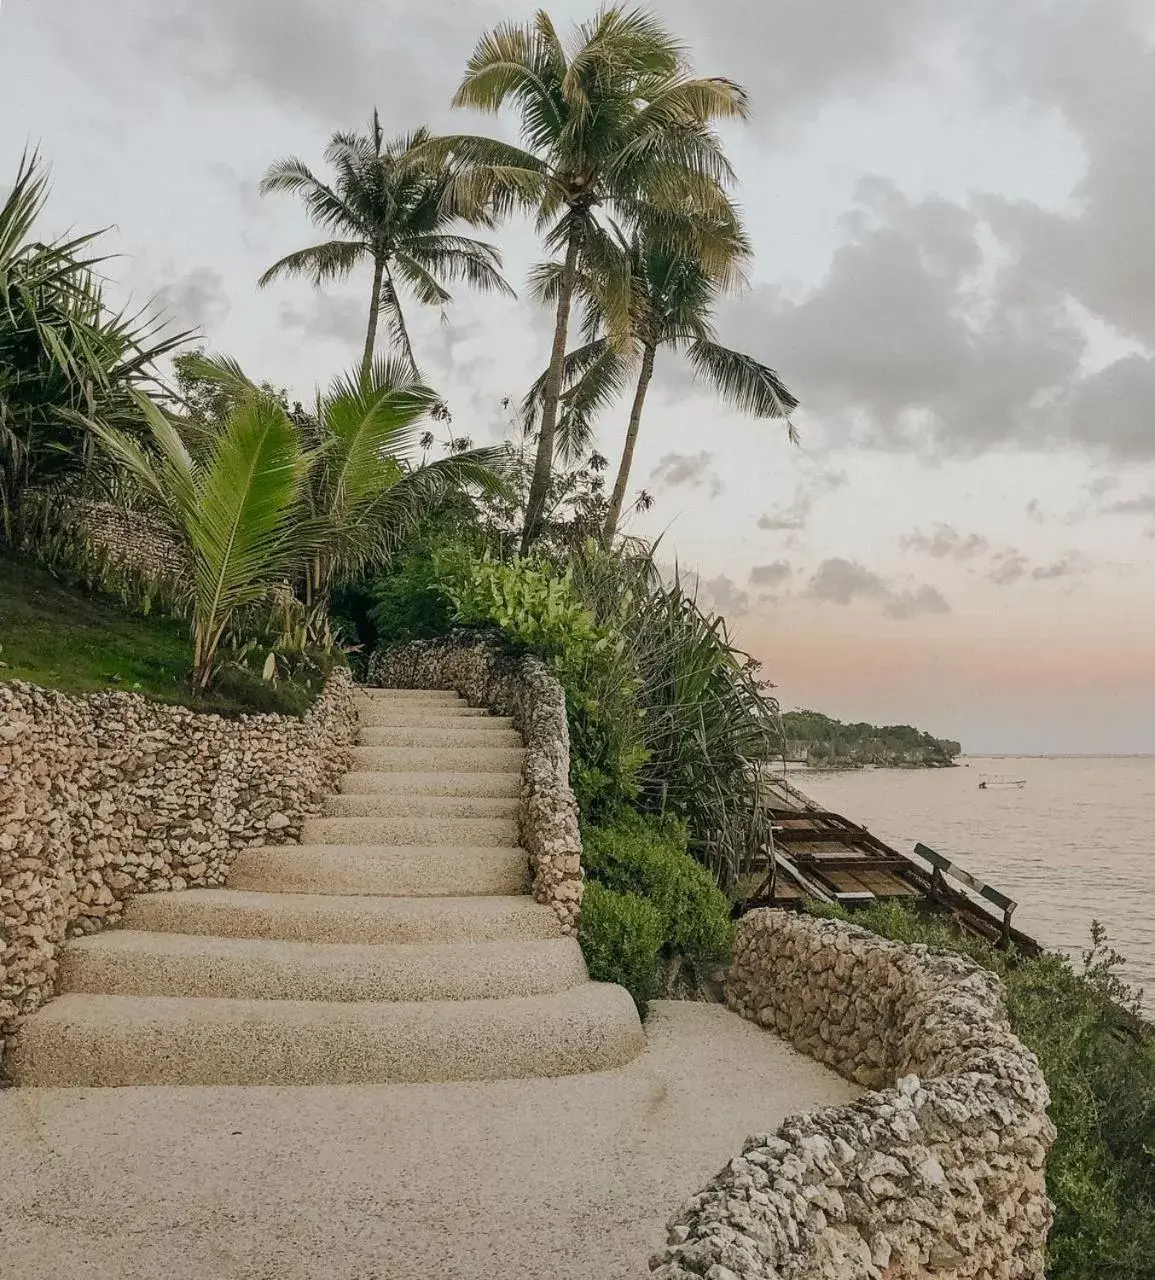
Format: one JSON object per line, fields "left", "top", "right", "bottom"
{"left": 0, "top": 671, "right": 356, "bottom": 1066}
{"left": 76, "top": 500, "right": 188, "bottom": 583}
{"left": 368, "top": 632, "right": 582, "bottom": 934}
{"left": 651, "top": 911, "right": 1055, "bottom": 1280}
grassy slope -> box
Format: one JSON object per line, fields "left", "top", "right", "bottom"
{"left": 0, "top": 554, "right": 323, "bottom": 716}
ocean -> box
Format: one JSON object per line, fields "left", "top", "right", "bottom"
{"left": 796, "top": 756, "right": 1155, "bottom": 1013}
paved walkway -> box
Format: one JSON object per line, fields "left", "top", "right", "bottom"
{"left": 1, "top": 1002, "right": 858, "bottom": 1279}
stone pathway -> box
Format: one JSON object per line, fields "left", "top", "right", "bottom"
{"left": 10, "top": 688, "right": 642, "bottom": 1085}
{"left": 1, "top": 1002, "right": 860, "bottom": 1280}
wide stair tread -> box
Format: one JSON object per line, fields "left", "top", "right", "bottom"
{"left": 323, "top": 793, "right": 519, "bottom": 819}
{"left": 354, "top": 706, "right": 512, "bottom": 728}
{"left": 59, "top": 930, "right": 587, "bottom": 1002}
{"left": 301, "top": 815, "right": 520, "bottom": 846}
{"left": 350, "top": 745, "right": 526, "bottom": 773}
{"left": 12, "top": 985, "right": 645, "bottom": 1086}
{"left": 340, "top": 770, "right": 523, "bottom": 798}
{"left": 228, "top": 844, "right": 530, "bottom": 896}
{"left": 122, "top": 889, "right": 563, "bottom": 943}
{"left": 357, "top": 725, "right": 523, "bottom": 748}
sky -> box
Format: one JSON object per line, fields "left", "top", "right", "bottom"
{"left": 2, "top": 0, "right": 1154, "bottom": 753}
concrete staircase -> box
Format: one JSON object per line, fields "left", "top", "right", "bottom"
{"left": 12, "top": 688, "right": 644, "bottom": 1086}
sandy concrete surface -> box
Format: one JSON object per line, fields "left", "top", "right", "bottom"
{"left": 0, "top": 1002, "right": 859, "bottom": 1280}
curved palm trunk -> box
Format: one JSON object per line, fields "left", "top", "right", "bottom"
{"left": 383, "top": 262, "right": 419, "bottom": 375}
{"left": 362, "top": 256, "right": 386, "bottom": 386}
{"left": 602, "top": 341, "right": 657, "bottom": 545}
{"left": 521, "top": 218, "right": 582, "bottom": 554}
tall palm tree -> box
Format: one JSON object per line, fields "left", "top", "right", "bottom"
{"left": 258, "top": 112, "right": 514, "bottom": 382}
{"left": 435, "top": 8, "right": 750, "bottom": 551}
{"left": 526, "top": 234, "right": 799, "bottom": 542}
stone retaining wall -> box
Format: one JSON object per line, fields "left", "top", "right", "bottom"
{"left": 651, "top": 911, "right": 1055, "bottom": 1280}
{"left": 0, "top": 671, "right": 357, "bottom": 1068}
{"left": 75, "top": 500, "right": 187, "bottom": 583}
{"left": 368, "top": 632, "right": 582, "bottom": 934}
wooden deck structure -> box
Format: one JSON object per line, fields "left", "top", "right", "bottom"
{"left": 739, "top": 774, "right": 1041, "bottom": 955}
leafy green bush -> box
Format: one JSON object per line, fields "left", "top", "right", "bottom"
{"left": 369, "top": 547, "right": 454, "bottom": 649}
{"left": 582, "top": 810, "right": 734, "bottom": 963}
{"left": 578, "top": 881, "right": 664, "bottom": 1014}
{"left": 434, "top": 548, "right": 648, "bottom": 815}
{"left": 807, "top": 901, "right": 1155, "bottom": 1280}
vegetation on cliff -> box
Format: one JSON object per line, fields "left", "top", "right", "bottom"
{"left": 781, "top": 708, "right": 961, "bottom": 768}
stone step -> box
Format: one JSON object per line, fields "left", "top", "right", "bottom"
{"left": 358, "top": 688, "right": 462, "bottom": 701}
{"left": 301, "top": 815, "right": 520, "bottom": 847}
{"left": 228, "top": 845, "right": 530, "bottom": 897}
{"left": 357, "top": 725, "right": 524, "bottom": 749}
{"left": 323, "top": 793, "right": 520, "bottom": 820}
{"left": 11, "top": 985, "right": 645, "bottom": 1085}
{"left": 58, "top": 931, "right": 588, "bottom": 1002}
{"left": 350, "top": 745, "right": 525, "bottom": 774}
{"left": 354, "top": 706, "right": 501, "bottom": 727}
{"left": 339, "top": 770, "right": 523, "bottom": 798}
{"left": 122, "top": 889, "right": 562, "bottom": 944}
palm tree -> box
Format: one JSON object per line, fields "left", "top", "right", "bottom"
{"left": 89, "top": 392, "right": 311, "bottom": 691}
{"left": 175, "top": 353, "right": 509, "bottom": 648}
{"left": 525, "top": 234, "right": 799, "bottom": 543}
{"left": 258, "top": 112, "right": 514, "bottom": 382}
{"left": 436, "top": 8, "right": 750, "bottom": 551}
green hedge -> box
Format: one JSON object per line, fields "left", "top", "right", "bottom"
{"left": 579, "top": 882, "right": 664, "bottom": 1013}
{"left": 579, "top": 811, "right": 734, "bottom": 1012}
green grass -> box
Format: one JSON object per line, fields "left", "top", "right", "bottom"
{"left": 0, "top": 553, "right": 328, "bottom": 716}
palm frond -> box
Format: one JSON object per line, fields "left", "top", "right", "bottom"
{"left": 257, "top": 239, "right": 366, "bottom": 288}
{"left": 686, "top": 339, "right": 800, "bottom": 426}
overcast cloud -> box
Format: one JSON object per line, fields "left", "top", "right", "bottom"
{"left": 4, "top": 0, "right": 1154, "bottom": 751}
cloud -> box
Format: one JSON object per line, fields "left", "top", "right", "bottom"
{"left": 805, "top": 557, "right": 950, "bottom": 619}
{"left": 720, "top": 178, "right": 1089, "bottom": 458}
{"left": 883, "top": 584, "right": 952, "bottom": 620}
{"left": 154, "top": 267, "right": 230, "bottom": 333}
{"left": 1025, "top": 499, "right": 1045, "bottom": 523}
{"left": 142, "top": 1, "right": 470, "bottom": 126}
{"left": 988, "top": 548, "right": 1090, "bottom": 584}
{"left": 900, "top": 524, "right": 989, "bottom": 560}
{"left": 756, "top": 468, "right": 846, "bottom": 531}
{"left": 278, "top": 294, "right": 367, "bottom": 347}
{"left": 1030, "top": 554, "right": 1085, "bottom": 580}
{"left": 987, "top": 551, "right": 1031, "bottom": 585}
{"left": 750, "top": 560, "right": 793, "bottom": 587}
{"left": 650, "top": 451, "right": 724, "bottom": 498}
{"left": 696, "top": 574, "right": 750, "bottom": 618}
{"left": 1105, "top": 493, "right": 1155, "bottom": 517}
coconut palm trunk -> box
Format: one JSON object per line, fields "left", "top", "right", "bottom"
{"left": 521, "top": 219, "right": 582, "bottom": 554}
{"left": 602, "top": 339, "right": 657, "bottom": 545}
{"left": 361, "top": 256, "right": 385, "bottom": 385}
{"left": 382, "top": 262, "right": 419, "bottom": 375}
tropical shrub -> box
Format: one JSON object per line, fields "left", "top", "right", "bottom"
{"left": 582, "top": 810, "right": 733, "bottom": 964}
{"left": 806, "top": 901, "right": 1155, "bottom": 1280}
{"left": 578, "top": 881, "right": 664, "bottom": 1014}
{"left": 433, "top": 548, "right": 648, "bottom": 814}
{"left": 0, "top": 153, "right": 185, "bottom": 537}
{"left": 567, "top": 542, "right": 780, "bottom": 885}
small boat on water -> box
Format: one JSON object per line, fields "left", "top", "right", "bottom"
{"left": 978, "top": 774, "right": 1026, "bottom": 790}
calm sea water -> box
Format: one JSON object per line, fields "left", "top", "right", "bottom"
{"left": 796, "top": 757, "right": 1155, "bottom": 1013}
